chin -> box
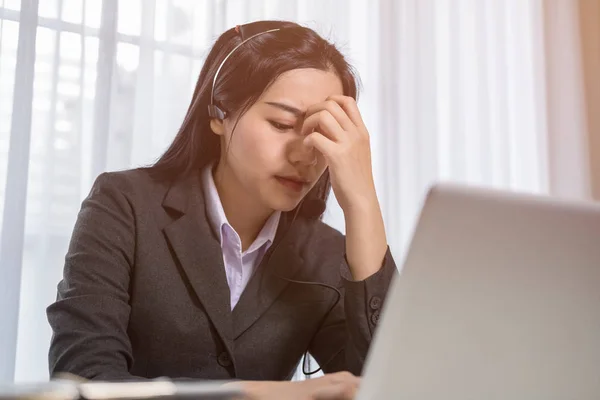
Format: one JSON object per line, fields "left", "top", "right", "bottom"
{"left": 261, "top": 181, "right": 308, "bottom": 213}
{"left": 264, "top": 194, "right": 303, "bottom": 213}
{"left": 268, "top": 200, "right": 301, "bottom": 213}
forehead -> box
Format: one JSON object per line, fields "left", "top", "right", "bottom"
{"left": 260, "top": 68, "right": 345, "bottom": 109}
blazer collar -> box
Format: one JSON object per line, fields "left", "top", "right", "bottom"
{"left": 231, "top": 211, "right": 309, "bottom": 339}
{"left": 161, "top": 172, "right": 235, "bottom": 362}
{"left": 161, "top": 171, "right": 308, "bottom": 344}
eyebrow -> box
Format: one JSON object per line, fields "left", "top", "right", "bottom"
{"left": 264, "top": 101, "right": 305, "bottom": 117}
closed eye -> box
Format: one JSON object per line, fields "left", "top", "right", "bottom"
{"left": 268, "top": 120, "right": 295, "bottom": 132}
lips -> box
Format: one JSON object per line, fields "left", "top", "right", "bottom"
{"left": 275, "top": 176, "right": 307, "bottom": 192}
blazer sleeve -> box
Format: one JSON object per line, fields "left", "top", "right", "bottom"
{"left": 308, "top": 247, "right": 397, "bottom": 375}
{"left": 47, "top": 172, "right": 142, "bottom": 381}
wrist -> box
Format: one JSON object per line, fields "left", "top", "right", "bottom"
{"left": 343, "top": 197, "right": 388, "bottom": 281}
{"left": 343, "top": 196, "right": 382, "bottom": 226}
{"left": 343, "top": 190, "right": 380, "bottom": 213}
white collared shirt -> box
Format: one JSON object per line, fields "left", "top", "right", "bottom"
{"left": 202, "top": 165, "right": 281, "bottom": 309}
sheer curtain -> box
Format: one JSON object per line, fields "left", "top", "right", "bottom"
{"left": 0, "top": 0, "right": 592, "bottom": 383}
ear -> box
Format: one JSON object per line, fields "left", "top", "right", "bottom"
{"left": 210, "top": 118, "right": 226, "bottom": 136}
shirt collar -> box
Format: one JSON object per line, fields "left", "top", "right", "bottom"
{"left": 201, "top": 164, "right": 281, "bottom": 252}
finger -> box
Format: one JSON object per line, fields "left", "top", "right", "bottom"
{"left": 325, "top": 371, "right": 360, "bottom": 382}
{"left": 301, "top": 110, "right": 345, "bottom": 142}
{"left": 304, "top": 131, "right": 337, "bottom": 162}
{"left": 304, "top": 99, "right": 355, "bottom": 131}
{"left": 313, "top": 382, "right": 359, "bottom": 400}
{"left": 327, "top": 95, "right": 365, "bottom": 128}
{"left": 328, "top": 371, "right": 360, "bottom": 385}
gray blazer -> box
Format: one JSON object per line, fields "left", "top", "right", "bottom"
{"left": 46, "top": 168, "right": 397, "bottom": 381}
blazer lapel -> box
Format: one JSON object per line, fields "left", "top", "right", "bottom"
{"left": 232, "top": 213, "right": 306, "bottom": 339}
{"left": 161, "top": 173, "right": 234, "bottom": 355}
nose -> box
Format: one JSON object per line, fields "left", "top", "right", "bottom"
{"left": 288, "top": 136, "right": 318, "bottom": 167}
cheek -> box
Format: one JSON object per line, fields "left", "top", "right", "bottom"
{"left": 225, "top": 120, "right": 286, "bottom": 171}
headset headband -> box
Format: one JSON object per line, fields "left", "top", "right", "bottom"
{"left": 208, "top": 26, "right": 281, "bottom": 120}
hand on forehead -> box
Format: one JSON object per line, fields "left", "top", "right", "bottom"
{"left": 260, "top": 68, "right": 345, "bottom": 116}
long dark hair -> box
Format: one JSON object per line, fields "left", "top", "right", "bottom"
{"left": 148, "top": 20, "right": 359, "bottom": 220}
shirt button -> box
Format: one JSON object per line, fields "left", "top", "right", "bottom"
{"left": 369, "top": 296, "right": 382, "bottom": 310}
{"left": 217, "top": 351, "right": 232, "bottom": 367}
{"left": 371, "top": 310, "right": 380, "bottom": 325}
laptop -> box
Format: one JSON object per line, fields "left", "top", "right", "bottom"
{"left": 357, "top": 183, "right": 600, "bottom": 399}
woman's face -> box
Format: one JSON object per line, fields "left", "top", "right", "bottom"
{"left": 211, "top": 68, "right": 344, "bottom": 214}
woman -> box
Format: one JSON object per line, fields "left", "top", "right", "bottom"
{"left": 47, "top": 20, "right": 397, "bottom": 398}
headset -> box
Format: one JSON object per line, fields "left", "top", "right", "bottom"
{"left": 207, "top": 26, "right": 281, "bottom": 120}
{"left": 207, "top": 24, "right": 345, "bottom": 376}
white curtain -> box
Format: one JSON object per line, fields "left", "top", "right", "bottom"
{"left": 0, "top": 0, "right": 592, "bottom": 384}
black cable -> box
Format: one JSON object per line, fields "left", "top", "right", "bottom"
{"left": 271, "top": 274, "right": 343, "bottom": 376}
{"left": 266, "top": 198, "right": 345, "bottom": 376}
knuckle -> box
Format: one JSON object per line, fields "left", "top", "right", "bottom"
{"left": 306, "top": 113, "right": 318, "bottom": 124}
{"left": 324, "top": 99, "right": 338, "bottom": 110}
{"left": 339, "top": 95, "right": 353, "bottom": 104}
{"left": 327, "top": 372, "right": 342, "bottom": 382}
{"left": 339, "top": 371, "right": 354, "bottom": 380}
